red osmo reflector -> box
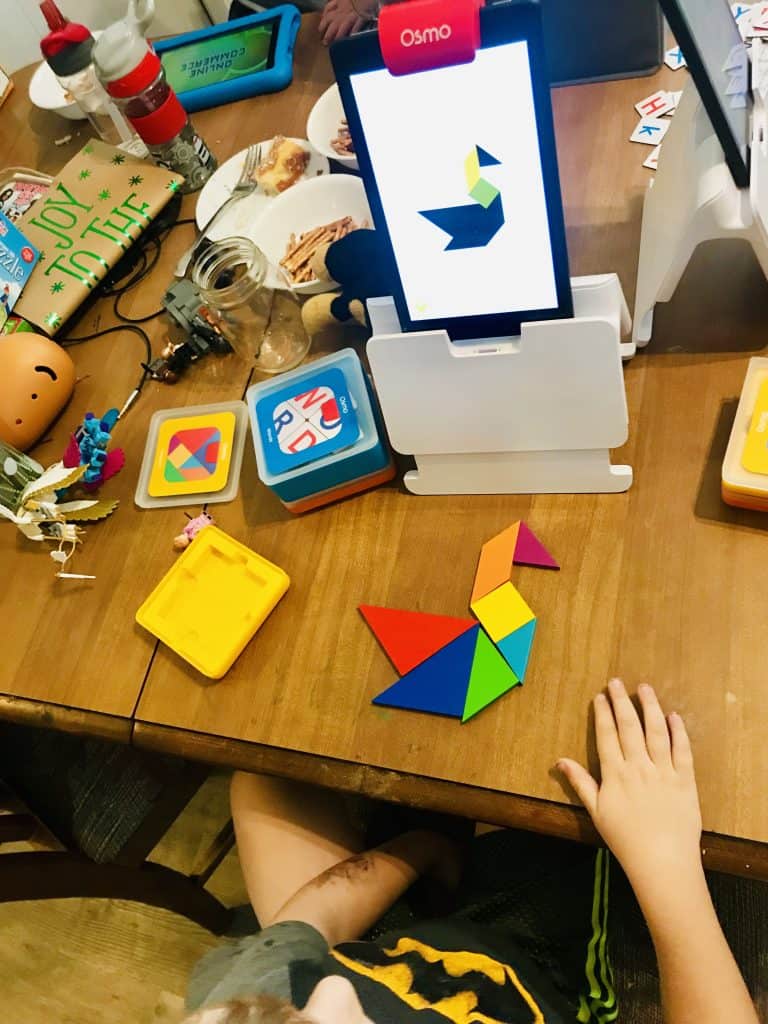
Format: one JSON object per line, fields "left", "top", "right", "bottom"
{"left": 379, "top": 0, "right": 483, "bottom": 76}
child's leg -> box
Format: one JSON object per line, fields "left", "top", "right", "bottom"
{"left": 230, "top": 771, "right": 365, "bottom": 926}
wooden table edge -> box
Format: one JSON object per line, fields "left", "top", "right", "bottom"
{"left": 131, "top": 721, "right": 768, "bottom": 882}
{"left": 0, "top": 693, "right": 131, "bottom": 744}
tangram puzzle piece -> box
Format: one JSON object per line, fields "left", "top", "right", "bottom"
{"left": 497, "top": 618, "right": 537, "bottom": 682}
{"left": 471, "top": 521, "right": 520, "bottom": 603}
{"left": 513, "top": 522, "right": 559, "bottom": 570}
{"left": 470, "top": 581, "right": 535, "bottom": 643}
{"left": 366, "top": 523, "right": 557, "bottom": 722}
{"left": 471, "top": 521, "right": 558, "bottom": 603}
{"left": 372, "top": 625, "right": 480, "bottom": 717}
{"left": 359, "top": 605, "right": 476, "bottom": 676}
{"left": 462, "top": 627, "right": 520, "bottom": 722}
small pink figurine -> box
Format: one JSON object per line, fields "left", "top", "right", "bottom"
{"left": 173, "top": 506, "right": 214, "bottom": 551}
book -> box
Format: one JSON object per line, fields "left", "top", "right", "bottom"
{"left": 0, "top": 212, "right": 40, "bottom": 330}
{"left": 0, "top": 171, "right": 51, "bottom": 224}
{"left": 14, "top": 140, "right": 184, "bottom": 335}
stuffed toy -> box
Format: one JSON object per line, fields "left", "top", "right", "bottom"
{"left": 301, "top": 229, "right": 397, "bottom": 338}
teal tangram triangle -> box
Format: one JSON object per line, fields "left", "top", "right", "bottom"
{"left": 372, "top": 626, "right": 479, "bottom": 717}
{"left": 496, "top": 618, "right": 537, "bottom": 682}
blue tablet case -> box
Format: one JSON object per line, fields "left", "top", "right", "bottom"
{"left": 153, "top": 6, "right": 300, "bottom": 113}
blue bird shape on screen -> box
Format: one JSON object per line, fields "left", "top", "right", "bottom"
{"left": 419, "top": 145, "right": 505, "bottom": 251}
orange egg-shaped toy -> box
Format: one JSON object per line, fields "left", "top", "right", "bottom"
{"left": 0, "top": 333, "right": 75, "bottom": 450}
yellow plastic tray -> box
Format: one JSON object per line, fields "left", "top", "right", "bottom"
{"left": 722, "top": 357, "right": 768, "bottom": 511}
{"left": 136, "top": 526, "right": 290, "bottom": 679}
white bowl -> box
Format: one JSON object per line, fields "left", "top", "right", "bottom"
{"left": 306, "top": 83, "right": 359, "bottom": 171}
{"left": 252, "top": 173, "right": 371, "bottom": 295}
{"left": 29, "top": 60, "right": 84, "bottom": 120}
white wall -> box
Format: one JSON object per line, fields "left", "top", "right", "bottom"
{"left": 0, "top": 0, "right": 233, "bottom": 74}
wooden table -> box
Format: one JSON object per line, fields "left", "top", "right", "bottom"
{"left": 3, "top": 19, "right": 768, "bottom": 879}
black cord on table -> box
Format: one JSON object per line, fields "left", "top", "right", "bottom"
{"left": 58, "top": 216, "right": 198, "bottom": 402}
{"left": 61, "top": 324, "right": 154, "bottom": 400}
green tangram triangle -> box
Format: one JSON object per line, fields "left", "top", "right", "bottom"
{"left": 164, "top": 461, "right": 186, "bottom": 483}
{"left": 462, "top": 628, "right": 520, "bottom": 722}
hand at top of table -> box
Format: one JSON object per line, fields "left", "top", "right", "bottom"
{"left": 319, "top": 0, "right": 377, "bottom": 45}
{"left": 557, "top": 679, "right": 702, "bottom": 899}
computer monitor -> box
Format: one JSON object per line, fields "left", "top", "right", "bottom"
{"left": 331, "top": 1, "right": 573, "bottom": 341}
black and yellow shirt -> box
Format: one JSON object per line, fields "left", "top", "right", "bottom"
{"left": 188, "top": 847, "right": 616, "bottom": 1024}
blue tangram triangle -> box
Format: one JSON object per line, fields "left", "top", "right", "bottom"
{"left": 372, "top": 625, "right": 480, "bottom": 717}
{"left": 497, "top": 618, "right": 537, "bottom": 682}
{"left": 477, "top": 146, "right": 501, "bottom": 167}
{"left": 420, "top": 192, "right": 504, "bottom": 251}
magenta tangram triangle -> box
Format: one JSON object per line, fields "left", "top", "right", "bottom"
{"left": 513, "top": 522, "right": 559, "bottom": 570}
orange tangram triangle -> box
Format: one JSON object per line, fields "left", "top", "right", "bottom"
{"left": 359, "top": 605, "right": 477, "bottom": 676}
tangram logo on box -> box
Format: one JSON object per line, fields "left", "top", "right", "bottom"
{"left": 166, "top": 427, "right": 222, "bottom": 483}
{"left": 361, "top": 521, "right": 558, "bottom": 723}
{"left": 419, "top": 144, "right": 504, "bottom": 251}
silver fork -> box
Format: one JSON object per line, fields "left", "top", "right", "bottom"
{"left": 175, "top": 142, "right": 261, "bottom": 278}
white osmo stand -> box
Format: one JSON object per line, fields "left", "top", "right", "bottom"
{"left": 633, "top": 50, "right": 768, "bottom": 346}
{"left": 367, "top": 274, "right": 633, "bottom": 495}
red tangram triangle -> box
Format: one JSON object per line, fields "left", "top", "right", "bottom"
{"left": 514, "top": 522, "right": 559, "bottom": 570}
{"left": 359, "top": 605, "right": 476, "bottom": 675}
{"left": 169, "top": 427, "right": 216, "bottom": 454}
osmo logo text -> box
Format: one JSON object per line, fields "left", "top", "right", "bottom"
{"left": 400, "top": 24, "right": 452, "bottom": 46}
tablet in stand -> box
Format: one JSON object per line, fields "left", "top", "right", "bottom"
{"left": 633, "top": 0, "right": 766, "bottom": 347}
{"left": 332, "top": 0, "right": 633, "bottom": 494}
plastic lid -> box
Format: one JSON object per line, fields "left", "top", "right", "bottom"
{"left": 93, "top": 19, "right": 153, "bottom": 86}
{"left": 40, "top": 18, "right": 93, "bottom": 63}
{"left": 103, "top": 49, "right": 163, "bottom": 98}
{"left": 40, "top": 0, "right": 67, "bottom": 32}
{"left": 44, "top": 36, "right": 96, "bottom": 78}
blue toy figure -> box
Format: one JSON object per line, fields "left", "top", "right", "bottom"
{"left": 63, "top": 409, "right": 125, "bottom": 490}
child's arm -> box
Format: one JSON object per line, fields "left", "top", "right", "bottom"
{"left": 558, "top": 678, "right": 759, "bottom": 1024}
{"left": 269, "top": 829, "right": 458, "bottom": 947}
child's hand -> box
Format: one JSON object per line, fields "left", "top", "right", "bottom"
{"left": 319, "top": 0, "right": 371, "bottom": 45}
{"left": 557, "top": 679, "right": 702, "bottom": 899}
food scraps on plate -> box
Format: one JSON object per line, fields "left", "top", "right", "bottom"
{"left": 280, "top": 215, "right": 365, "bottom": 284}
{"left": 254, "top": 136, "right": 311, "bottom": 195}
{"left": 331, "top": 119, "right": 354, "bottom": 157}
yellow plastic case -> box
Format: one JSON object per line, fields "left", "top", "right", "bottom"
{"left": 136, "top": 526, "right": 290, "bottom": 678}
{"left": 722, "top": 357, "right": 768, "bottom": 511}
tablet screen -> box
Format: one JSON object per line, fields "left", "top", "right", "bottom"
{"left": 160, "top": 21, "right": 277, "bottom": 94}
{"left": 349, "top": 40, "right": 558, "bottom": 324}
{"left": 333, "top": 2, "right": 572, "bottom": 340}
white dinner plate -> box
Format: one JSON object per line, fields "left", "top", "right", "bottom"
{"left": 194, "top": 139, "right": 330, "bottom": 243}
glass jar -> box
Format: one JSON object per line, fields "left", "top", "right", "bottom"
{"left": 191, "top": 238, "right": 311, "bottom": 374}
